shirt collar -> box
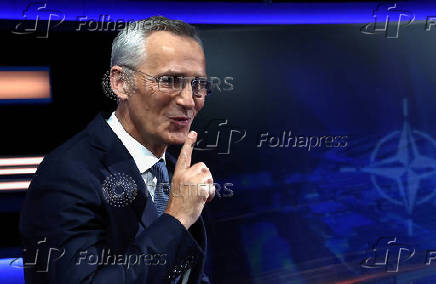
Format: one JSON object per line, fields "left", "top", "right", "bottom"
{"left": 106, "top": 111, "right": 165, "bottom": 173}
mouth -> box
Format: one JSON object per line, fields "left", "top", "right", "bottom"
{"left": 168, "top": 116, "right": 191, "bottom": 128}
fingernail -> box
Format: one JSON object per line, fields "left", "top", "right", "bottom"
{"left": 188, "top": 131, "right": 196, "bottom": 139}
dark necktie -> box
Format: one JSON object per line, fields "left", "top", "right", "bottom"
{"left": 149, "top": 159, "right": 170, "bottom": 216}
{"left": 148, "top": 160, "right": 185, "bottom": 283}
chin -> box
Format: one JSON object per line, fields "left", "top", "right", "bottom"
{"left": 166, "top": 131, "right": 188, "bottom": 145}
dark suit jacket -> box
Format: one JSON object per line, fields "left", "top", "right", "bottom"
{"left": 19, "top": 113, "right": 209, "bottom": 283}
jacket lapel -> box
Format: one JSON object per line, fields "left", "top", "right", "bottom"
{"left": 89, "top": 113, "right": 158, "bottom": 229}
{"left": 104, "top": 146, "right": 159, "bottom": 228}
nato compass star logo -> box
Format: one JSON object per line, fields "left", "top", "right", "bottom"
{"left": 341, "top": 99, "right": 436, "bottom": 234}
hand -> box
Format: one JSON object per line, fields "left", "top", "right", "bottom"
{"left": 164, "top": 131, "right": 215, "bottom": 229}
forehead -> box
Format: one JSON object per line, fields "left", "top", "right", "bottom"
{"left": 141, "top": 31, "right": 206, "bottom": 76}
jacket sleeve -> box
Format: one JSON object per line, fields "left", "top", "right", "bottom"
{"left": 20, "top": 159, "right": 205, "bottom": 283}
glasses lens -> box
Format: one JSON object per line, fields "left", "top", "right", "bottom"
{"left": 158, "top": 76, "right": 184, "bottom": 92}
{"left": 192, "top": 78, "right": 209, "bottom": 97}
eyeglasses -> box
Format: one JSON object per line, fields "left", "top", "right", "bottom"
{"left": 122, "top": 66, "right": 211, "bottom": 98}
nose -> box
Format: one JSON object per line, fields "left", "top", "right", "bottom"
{"left": 175, "top": 80, "right": 195, "bottom": 109}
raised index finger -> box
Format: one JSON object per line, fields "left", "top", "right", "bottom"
{"left": 175, "top": 131, "right": 197, "bottom": 171}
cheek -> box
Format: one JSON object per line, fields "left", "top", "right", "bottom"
{"left": 195, "top": 99, "right": 205, "bottom": 111}
{"left": 145, "top": 93, "right": 171, "bottom": 115}
{"left": 131, "top": 89, "right": 151, "bottom": 109}
{"left": 153, "top": 98, "right": 174, "bottom": 127}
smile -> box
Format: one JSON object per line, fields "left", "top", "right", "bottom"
{"left": 168, "top": 116, "right": 191, "bottom": 127}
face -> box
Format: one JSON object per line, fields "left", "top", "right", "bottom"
{"left": 127, "top": 31, "right": 206, "bottom": 146}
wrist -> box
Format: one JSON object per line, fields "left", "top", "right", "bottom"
{"left": 164, "top": 209, "right": 190, "bottom": 230}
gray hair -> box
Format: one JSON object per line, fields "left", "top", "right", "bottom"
{"left": 110, "top": 16, "right": 203, "bottom": 69}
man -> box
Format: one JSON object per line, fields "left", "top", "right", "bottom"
{"left": 20, "top": 16, "right": 214, "bottom": 283}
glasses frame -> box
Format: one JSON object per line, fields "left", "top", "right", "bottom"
{"left": 121, "top": 65, "right": 211, "bottom": 98}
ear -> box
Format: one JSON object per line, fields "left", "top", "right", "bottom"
{"left": 110, "top": 65, "right": 131, "bottom": 101}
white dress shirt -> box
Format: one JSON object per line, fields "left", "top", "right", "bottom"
{"left": 106, "top": 111, "right": 165, "bottom": 201}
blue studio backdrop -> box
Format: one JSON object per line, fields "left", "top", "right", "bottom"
{"left": 195, "top": 23, "right": 436, "bottom": 283}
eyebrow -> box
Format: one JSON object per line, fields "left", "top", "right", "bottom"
{"left": 156, "top": 70, "right": 206, "bottom": 77}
